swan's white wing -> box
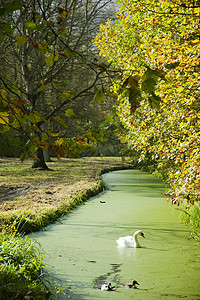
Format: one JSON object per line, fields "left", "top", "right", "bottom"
{"left": 123, "top": 235, "right": 133, "bottom": 242}
{"left": 116, "top": 237, "right": 125, "bottom": 247}
{"left": 101, "top": 284, "right": 108, "bottom": 290}
{"left": 116, "top": 235, "right": 133, "bottom": 247}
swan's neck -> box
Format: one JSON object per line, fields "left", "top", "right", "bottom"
{"left": 133, "top": 234, "right": 141, "bottom": 248}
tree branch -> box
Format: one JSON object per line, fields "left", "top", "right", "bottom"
{"left": 45, "top": 70, "right": 102, "bottom": 122}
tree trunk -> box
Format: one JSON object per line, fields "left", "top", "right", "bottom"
{"left": 32, "top": 147, "right": 49, "bottom": 169}
{"left": 43, "top": 149, "right": 52, "bottom": 162}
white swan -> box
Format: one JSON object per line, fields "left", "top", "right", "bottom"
{"left": 100, "top": 282, "right": 115, "bottom": 291}
{"left": 116, "top": 230, "right": 145, "bottom": 248}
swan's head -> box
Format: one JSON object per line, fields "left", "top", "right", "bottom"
{"left": 134, "top": 230, "right": 145, "bottom": 238}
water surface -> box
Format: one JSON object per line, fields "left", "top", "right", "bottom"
{"left": 30, "top": 170, "right": 200, "bottom": 299}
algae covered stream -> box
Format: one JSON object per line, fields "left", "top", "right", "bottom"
{"left": 30, "top": 170, "right": 200, "bottom": 299}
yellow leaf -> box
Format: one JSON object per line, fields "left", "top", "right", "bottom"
{"left": 0, "top": 88, "right": 7, "bottom": 99}
{"left": 55, "top": 138, "right": 64, "bottom": 146}
{"left": 65, "top": 108, "right": 75, "bottom": 117}
{"left": 0, "top": 112, "right": 9, "bottom": 124}
{"left": 60, "top": 10, "right": 68, "bottom": 19}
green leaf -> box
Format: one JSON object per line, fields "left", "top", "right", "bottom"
{"left": 91, "top": 128, "right": 105, "bottom": 142}
{"left": 141, "top": 78, "right": 157, "bottom": 93}
{"left": 60, "top": 80, "right": 69, "bottom": 86}
{"left": 128, "top": 86, "right": 141, "bottom": 105}
{"left": 100, "top": 115, "right": 114, "bottom": 128}
{"left": 53, "top": 80, "right": 68, "bottom": 87}
{"left": 60, "top": 90, "right": 76, "bottom": 100}
{"left": 93, "top": 87, "right": 105, "bottom": 106}
{"left": 41, "top": 132, "right": 49, "bottom": 142}
{"left": 27, "top": 111, "right": 46, "bottom": 123}
{"left": 45, "top": 53, "right": 54, "bottom": 67}
{"left": 7, "top": 84, "right": 21, "bottom": 96}
{"left": 16, "top": 36, "right": 27, "bottom": 47}
{"left": 24, "top": 139, "right": 38, "bottom": 153}
{"left": 53, "top": 116, "right": 68, "bottom": 128}
{"left": 37, "top": 84, "right": 46, "bottom": 93}
{"left": 65, "top": 108, "right": 75, "bottom": 117}
{"left": 148, "top": 92, "right": 161, "bottom": 109}
{"left": 99, "top": 62, "right": 110, "bottom": 69}
{"left": 143, "top": 67, "right": 159, "bottom": 82}
{"left": 25, "top": 21, "right": 37, "bottom": 31}
{"left": 46, "top": 52, "right": 59, "bottom": 66}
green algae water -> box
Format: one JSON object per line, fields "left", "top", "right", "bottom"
{"left": 30, "top": 170, "right": 200, "bottom": 299}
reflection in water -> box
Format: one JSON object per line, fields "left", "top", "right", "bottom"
{"left": 92, "top": 263, "right": 122, "bottom": 289}
{"left": 30, "top": 170, "right": 200, "bottom": 299}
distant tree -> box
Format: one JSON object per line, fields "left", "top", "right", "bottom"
{"left": 0, "top": 0, "right": 118, "bottom": 168}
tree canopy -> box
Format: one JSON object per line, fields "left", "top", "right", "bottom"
{"left": 95, "top": 0, "right": 200, "bottom": 219}
{"left": 0, "top": 0, "right": 120, "bottom": 168}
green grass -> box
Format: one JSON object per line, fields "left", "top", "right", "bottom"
{"left": 0, "top": 157, "right": 128, "bottom": 185}
{"left": 0, "top": 157, "right": 131, "bottom": 233}
{"left": 180, "top": 202, "right": 200, "bottom": 240}
{"left": 0, "top": 226, "right": 55, "bottom": 300}
{"left": 0, "top": 180, "right": 106, "bottom": 234}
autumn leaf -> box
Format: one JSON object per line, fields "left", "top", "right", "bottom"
{"left": 9, "top": 97, "right": 27, "bottom": 107}
{"left": 129, "top": 86, "right": 141, "bottom": 112}
{"left": 54, "top": 137, "right": 64, "bottom": 146}
{"left": 0, "top": 111, "right": 9, "bottom": 124}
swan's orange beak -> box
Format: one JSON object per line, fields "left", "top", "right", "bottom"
{"left": 141, "top": 232, "right": 145, "bottom": 238}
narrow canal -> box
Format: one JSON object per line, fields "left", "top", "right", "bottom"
{"left": 30, "top": 170, "right": 200, "bottom": 299}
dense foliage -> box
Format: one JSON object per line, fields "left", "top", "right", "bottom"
{"left": 95, "top": 0, "right": 200, "bottom": 237}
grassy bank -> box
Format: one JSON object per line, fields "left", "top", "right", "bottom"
{"left": 0, "top": 227, "right": 52, "bottom": 300}
{"left": 0, "top": 157, "right": 131, "bottom": 233}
